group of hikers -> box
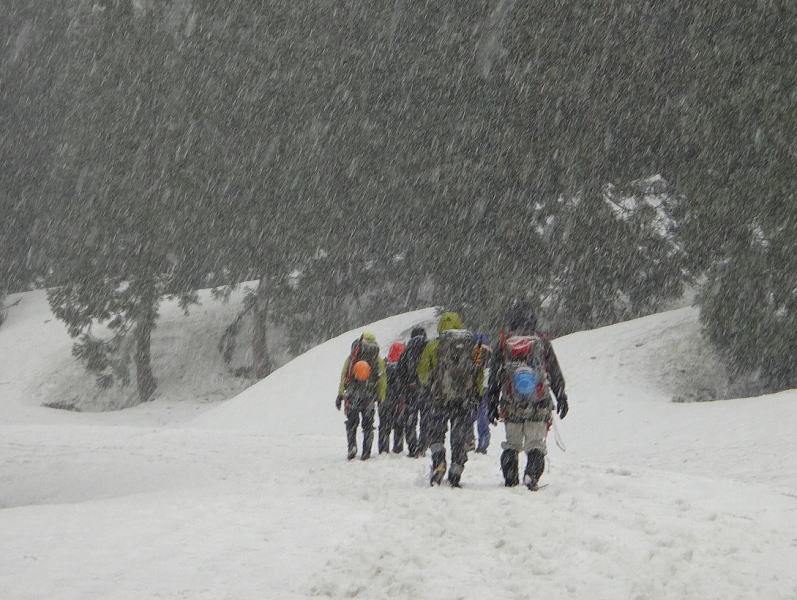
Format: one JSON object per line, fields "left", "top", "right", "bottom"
{"left": 335, "top": 300, "right": 569, "bottom": 490}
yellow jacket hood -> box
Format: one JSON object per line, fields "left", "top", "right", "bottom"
{"left": 437, "top": 312, "right": 463, "bottom": 334}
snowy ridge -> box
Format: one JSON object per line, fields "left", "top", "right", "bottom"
{"left": 555, "top": 307, "right": 797, "bottom": 490}
{"left": 191, "top": 308, "right": 437, "bottom": 435}
{"left": 1, "top": 294, "right": 795, "bottom": 599}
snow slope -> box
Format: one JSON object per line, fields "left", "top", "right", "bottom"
{"left": 1, "top": 296, "right": 795, "bottom": 600}
{"left": 0, "top": 286, "right": 278, "bottom": 424}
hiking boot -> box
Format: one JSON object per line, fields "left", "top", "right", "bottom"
{"left": 392, "top": 443, "right": 403, "bottom": 454}
{"left": 347, "top": 446, "right": 357, "bottom": 461}
{"left": 430, "top": 465, "right": 446, "bottom": 486}
{"left": 475, "top": 447, "right": 488, "bottom": 455}
{"left": 361, "top": 451, "right": 371, "bottom": 461}
{"left": 448, "top": 463, "right": 463, "bottom": 487}
{"left": 362, "top": 430, "right": 374, "bottom": 458}
{"left": 524, "top": 449, "right": 545, "bottom": 489}
{"left": 501, "top": 449, "right": 519, "bottom": 487}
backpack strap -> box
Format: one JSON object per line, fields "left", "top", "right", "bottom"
{"left": 345, "top": 335, "right": 362, "bottom": 385}
{"left": 498, "top": 328, "right": 508, "bottom": 380}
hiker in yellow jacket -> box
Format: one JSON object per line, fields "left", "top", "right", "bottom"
{"left": 416, "top": 312, "right": 485, "bottom": 487}
{"left": 336, "top": 332, "right": 387, "bottom": 460}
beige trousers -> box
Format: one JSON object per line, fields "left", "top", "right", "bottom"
{"left": 501, "top": 421, "right": 549, "bottom": 454}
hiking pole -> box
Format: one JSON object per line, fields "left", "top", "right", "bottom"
{"left": 552, "top": 417, "right": 566, "bottom": 452}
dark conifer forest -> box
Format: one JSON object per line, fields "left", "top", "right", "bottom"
{"left": 1, "top": 2, "right": 794, "bottom": 402}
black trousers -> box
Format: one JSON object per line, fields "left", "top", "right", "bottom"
{"left": 402, "top": 388, "right": 431, "bottom": 455}
{"left": 345, "top": 399, "right": 375, "bottom": 455}
{"left": 378, "top": 394, "right": 404, "bottom": 453}
{"left": 428, "top": 405, "right": 472, "bottom": 472}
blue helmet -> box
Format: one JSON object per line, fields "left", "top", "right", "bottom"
{"left": 473, "top": 332, "right": 489, "bottom": 346}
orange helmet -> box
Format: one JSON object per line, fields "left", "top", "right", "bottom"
{"left": 352, "top": 360, "right": 372, "bottom": 382}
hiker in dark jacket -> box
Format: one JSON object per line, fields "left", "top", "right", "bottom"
{"left": 471, "top": 332, "right": 493, "bottom": 454}
{"left": 396, "top": 326, "right": 428, "bottom": 457}
{"left": 379, "top": 342, "right": 406, "bottom": 454}
{"left": 417, "top": 312, "right": 485, "bottom": 487}
{"left": 487, "top": 301, "right": 568, "bottom": 490}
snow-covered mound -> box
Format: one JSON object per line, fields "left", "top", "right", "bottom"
{"left": 191, "top": 307, "right": 438, "bottom": 435}
{"left": 1, "top": 300, "right": 795, "bottom": 600}
{"left": 0, "top": 286, "right": 281, "bottom": 424}
{"left": 555, "top": 307, "right": 797, "bottom": 490}
{"left": 196, "top": 305, "right": 797, "bottom": 489}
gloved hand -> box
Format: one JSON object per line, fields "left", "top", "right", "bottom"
{"left": 487, "top": 397, "right": 499, "bottom": 424}
{"left": 335, "top": 395, "right": 343, "bottom": 411}
{"left": 557, "top": 393, "right": 569, "bottom": 419}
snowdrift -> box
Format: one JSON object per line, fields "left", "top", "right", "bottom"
{"left": 0, "top": 286, "right": 277, "bottom": 424}
{"left": 1, "top": 294, "right": 795, "bottom": 600}
{"left": 191, "top": 307, "right": 438, "bottom": 435}
{"left": 195, "top": 304, "right": 797, "bottom": 490}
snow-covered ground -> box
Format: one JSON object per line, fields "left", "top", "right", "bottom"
{"left": 1, "top": 292, "right": 795, "bottom": 599}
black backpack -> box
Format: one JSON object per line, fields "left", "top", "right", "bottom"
{"left": 397, "top": 335, "right": 426, "bottom": 388}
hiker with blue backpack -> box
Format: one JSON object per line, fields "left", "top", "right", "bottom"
{"left": 417, "top": 312, "right": 485, "bottom": 487}
{"left": 486, "top": 301, "right": 569, "bottom": 490}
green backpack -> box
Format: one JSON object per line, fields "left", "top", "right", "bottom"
{"left": 345, "top": 336, "right": 381, "bottom": 397}
{"left": 432, "top": 328, "right": 477, "bottom": 405}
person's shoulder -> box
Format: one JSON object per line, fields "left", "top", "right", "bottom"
{"left": 419, "top": 338, "right": 438, "bottom": 360}
{"left": 539, "top": 334, "right": 558, "bottom": 354}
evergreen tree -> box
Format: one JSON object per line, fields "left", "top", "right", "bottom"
{"left": 3, "top": 0, "right": 792, "bottom": 395}
{"left": 674, "top": 2, "right": 797, "bottom": 392}
{"left": 1, "top": 2, "right": 73, "bottom": 297}
{"left": 46, "top": 1, "right": 203, "bottom": 404}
